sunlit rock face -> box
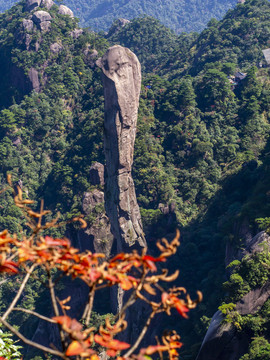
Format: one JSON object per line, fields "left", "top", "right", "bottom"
{"left": 97, "top": 45, "right": 146, "bottom": 252}
{"left": 58, "top": 4, "right": 74, "bottom": 17}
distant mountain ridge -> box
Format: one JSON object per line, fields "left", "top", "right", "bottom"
{"left": 0, "top": 0, "right": 237, "bottom": 33}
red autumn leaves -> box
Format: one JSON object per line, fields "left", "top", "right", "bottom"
{"left": 0, "top": 183, "right": 202, "bottom": 360}
{"left": 0, "top": 230, "right": 18, "bottom": 274}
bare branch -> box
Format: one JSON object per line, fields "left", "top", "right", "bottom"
{"left": 82, "top": 285, "right": 96, "bottom": 327}
{"left": 2, "top": 264, "right": 36, "bottom": 321}
{"left": 47, "top": 269, "right": 67, "bottom": 351}
{"left": 13, "top": 308, "right": 57, "bottom": 324}
{"left": 0, "top": 316, "right": 67, "bottom": 359}
{"left": 123, "top": 310, "right": 157, "bottom": 357}
{"left": 47, "top": 269, "right": 59, "bottom": 317}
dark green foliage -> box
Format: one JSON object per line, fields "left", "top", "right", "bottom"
{"left": 107, "top": 17, "right": 178, "bottom": 73}
{"left": 240, "top": 337, "right": 270, "bottom": 360}
{"left": 0, "top": 0, "right": 236, "bottom": 34}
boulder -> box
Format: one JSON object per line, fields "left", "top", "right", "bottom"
{"left": 25, "top": 0, "right": 42, "bottom": 11}
{"left": 32, "top": 10, "right": 52, "bottom": 31}
{"left": 89, "top": 162, "right": 104, "bottom": 186}
{"left": 50, "top": 42, "right": 62, "bottom": 53}
{"left": 70, "top": 29, "right": 83, "bottom": 39}
{"left": 22, "top": 19, "right": 34, "bottom": 32}
{"left": 83, "top": 48, "right": 98, "bottom": 67}
{"left": 58, "top": 5, "right": 74, "bottom": 18}
{"left": 97, "top": 45, "right": 146, "bottom": 251}
{"left": 82, "top": 190, "right": 104, "bottom": 214}
{"left": 236, "top": 280, "right": 270, "bottom": 315}
{"left": 41, "top": 0, "right": 54, "bottom": 10}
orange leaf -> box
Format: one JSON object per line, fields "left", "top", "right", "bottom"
{"left": 66, "top": 341, "right": 85, "bottom": 356}
{"left": 143, "top": 283, "right": 156, "bottom": 296}
{"left": 90, "top": 355, "right": 100, "bottom": 360}
{"left": 175, "top": 302, "right": 189, "bottom": 318}
{"left": 144, "top": 259, "right": 157, "bottom": 272}
{"left": 143, "top": 255, "right": 165, "bottom": 263}
{"left": 119, "top": 276, "right": 133, "bottom": 291}
{"left": 94, "top": 335, "right": 130, "bottom": 351}
{"left": 161, "top": 292, "right": 169, "bottom": 303}
{"left": 144, "top": 345, "right": 168, "bottom": 355}
{"left": 44, "top": 236, "right": 70, "bottom": 247}
{"left": 0, "top": 261, "right": 18, "bottom": 274}
{"left": 170, "top": 341, "right": 183, "bottom": 349}
{"left": 52, "top": 315, "right": 72, "bottom": 327}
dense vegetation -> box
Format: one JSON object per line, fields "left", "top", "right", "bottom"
{"left": 1, "top": 0, "right": 270, "bottom": 359}
{"left": 1, "top": 0, "right": 237, "bottom": 33}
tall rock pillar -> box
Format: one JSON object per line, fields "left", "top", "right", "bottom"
{"left": 97, "top": 45, "right": 146, "bottom": 252}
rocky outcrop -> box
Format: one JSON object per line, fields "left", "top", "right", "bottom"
{"left": 236, "top": 280, "right": 270, "bottom": 315}
{"left": 42, "top": 0, "right": 54, "bottom": 10}
{"left": 28, "top": 68, "right": 40, "bottom": 92}
{"left": 196, "top": 311, "right": 249, "bottom": 360}
{"left": 25, "top": 0, "right": 42, "bottom": 11}
{"left": 89, "top": 162, "right": 105, "bottom": 186}
{"left": 83, "top": 48, "right": 98, "bottom": 67}
{"left": 196, "top": 231, "right": 270, "bottom": 360}
{"left": 32, "top": 10, "right": 52, "bottom": 32}
{"left": 82, "top": 189, "right": 113, "bottom": 257}
{"left": 97, "top": 45, "right": 146, "bottom": 252}
{"left": 70, "top": 29, "right": 83, "bottom": 39}
{"left": 58, "top": 5, "right": 74, "bottom": 18}
{"left": 50, "top": 42, "right": 62, "bottom": 53}
{"left": 107, "top": 18, "right": 130, "bottom": 37}
{"left": 22, "top": 19, "right": 34, "bottom": 32}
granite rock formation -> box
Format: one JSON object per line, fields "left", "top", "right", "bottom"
{"left": 196, "top": 231, "right": 270, "bottom": 360}
{"left": 28, "top": 68, "right": 40, "bottom": 92}
{"left": 50, "top": 42, "right": 63, "bottom": 54}
{"left": 107, "top": 18, "right": 130, "bottom": 37}
{"left": 82, "top": 189, "right": 113, "bottom": 258}
{"left": 25, "top": 0, "right": 54, "bottom": 11}
{"left": 42, "top": 0, "right": 54, "bottom": 10}
{"left": 32, "top": 10, "right": 52, "bottom": 32}
{"left": 89, "top": 162, "right": 105, "bottom": 186}
{"left": 25, "top": 0, "right": 41, "bottom": 11}
{"left": 96, "top": 45, "right": 146, "bottom": 252}
{"left": 58, "top": 4, "right": 74, "bottom": 18}
{"left": 70, "top": 29, "right": 84, "bottom": 39}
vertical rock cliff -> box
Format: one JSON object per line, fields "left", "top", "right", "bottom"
{"left": 97, "top": 45, "right": 146, "bottom": 252}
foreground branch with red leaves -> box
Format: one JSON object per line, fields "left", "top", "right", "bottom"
{"left": 0, "top": 177, "right": 202, "bottom": 360}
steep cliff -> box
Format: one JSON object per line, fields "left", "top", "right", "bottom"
{"left": 97, "top": 45, "right": 146, "bottom": 252}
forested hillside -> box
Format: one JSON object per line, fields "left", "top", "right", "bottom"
{"left": 1, "top": 0, "right": 270, "bottom": 359}
{"left": 0, "top": 0, "right": 237, "bottom": 33}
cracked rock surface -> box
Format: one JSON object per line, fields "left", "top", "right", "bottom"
{"left": 97, "top": 45, "right": 146, "bottom": 252}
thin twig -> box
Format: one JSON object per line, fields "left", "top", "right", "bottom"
{"left": 13, "top": 308, "right": 57, "bottom": 324}
{"left": 123, "top": 310, "right": 157, "bottom": 358}
{"left": 115, "top": 290, "right": 137, "bottom": 321}
{"left": 85, "top": 285, "right": 96, "bottom": 327}
{"left": 47, "top": 269, "right": 59, "bottom": 317}
{"left": 47, "top": 269, "right": 66, "bottom": 351}
{"left": 0, "top": 279, "right": 8, "bottom": 286}
{"left": 0, "top": 316, "right": 67, "bottom": 359}
{"left": 2, "top": 264, "right": 36, "bottom": 321}
{"left": 116, "top": 271, "right": 148, "bottom": 322}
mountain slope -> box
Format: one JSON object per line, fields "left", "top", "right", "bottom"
{"left": 1, "top": 0, "right": 237, "bottom": 33}
{"left": 1, "top": 0, "right": 270, "bottom": 359}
